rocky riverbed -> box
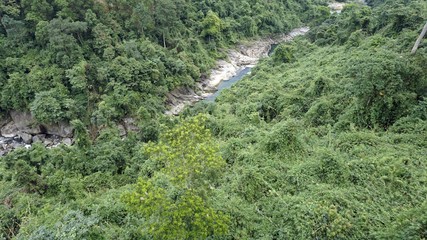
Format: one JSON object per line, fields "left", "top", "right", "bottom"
{"left": 0, "top": 135, "right": 70, "bottom": 156}
{"left": 329, "top": 2, "right": 346, "bottom": 13}
{"left": 0, "top": 111, "right": 75, "bottom": 156}
{"left": 165, "top": 0, "right": 364, "bottom": 115}
{"left": 0, "top": 2, "right": 360, "bottom": 156}
{"left": 0, "top": 110, "right": 141, "bottom": 156}
{"left": 165, "top": 27, "right": 310, "bottom": 115}
{"left": 329, "top": 0, "right": 366, "bottom": 13}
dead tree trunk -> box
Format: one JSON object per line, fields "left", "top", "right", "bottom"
{"left": 411, "top": 21, "right": 427, "bottom": 54}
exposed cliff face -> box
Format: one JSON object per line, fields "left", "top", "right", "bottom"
{"left": 0, "top": 111, "right": 142, "bottom": 156}
{"left": 165, "top": 27, "right": 310, "bottom": 115}
{"left": 0, "top": 111, "right": 74, "bottom": 155}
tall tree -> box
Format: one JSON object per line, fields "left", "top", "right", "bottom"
{"left": 122, "top": 115, "right": 229, "bottom": 239}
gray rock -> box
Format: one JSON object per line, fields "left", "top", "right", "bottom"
{"left": 9, "top": 111, "right": 41, "bottom": 135}
{"left": 43, "top": 122, "right": 74, "bottom": 138}
{"left": 43, "top": 139, "right": 53, "bottom": 147}
{"left": 11, "top": 141, "right": 24, "bottom": 149}
{"left": 118, "top": 124, "right": 127, "bottom": 137}
{"left": 33, "top": 134, "right": 46, "bottom": 143}
{"left": 52, "top": 137, "right": 61, "bottom": 145}
{"left": 1, "top": 122, "right": 19, "bottom": 138}
{"left": 123, "top": 118, "right": 140, "bottom": 132}
{"left": 62, "top": 138, "right": 72, "bottom": 146}
{"left": 10, "top": 111, "right": 34, "bottom": 127}
{"left": 19, "top": 132, "right": 33, "bottom": 144}
{"left": 0, "top": 115, "right": 11, "bottom": 128}
{"left": 22, "top": 126, "right": 42, "bottom": 135}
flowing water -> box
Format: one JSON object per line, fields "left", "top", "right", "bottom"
{"left": 205, "top": 42, "right": 278, "bottom": 102}
{"left": 205, "top": 67, "right": 253, "bottom": 102}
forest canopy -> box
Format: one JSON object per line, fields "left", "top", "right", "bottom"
{"left": 1, "top": 0, "right": 427, "bottom": 239}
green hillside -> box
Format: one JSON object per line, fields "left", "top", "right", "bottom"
{"left": 184, "top": 0, "right": 427, "bottom": 238}
{"left": 1, "top": 0, "right": 427, "bottom": 239}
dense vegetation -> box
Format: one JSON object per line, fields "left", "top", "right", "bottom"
{"left": 0, "top": 0, "right": 324, "bottom": 129}
{"left": 1, "top": 0, "right": 427, "bottom": 239}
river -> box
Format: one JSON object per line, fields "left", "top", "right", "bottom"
{"left": 165, "top": 27, "right": 310, "bottom": 115}
{"left": 1, "top": 1, "right": 356, "bottom": 155}
{"left": 166, "top": 1, "right": 363, "bottom": 112}
{"left": 205, "top": 67, "right": 253, "bottom": 102}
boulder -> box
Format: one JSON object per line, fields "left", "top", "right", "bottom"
{"left": 22, "top": 126, "right": 42, "bottom": 135}
{"left": 19, "top": 132, "right": 33, "bottom": 144}
{"left": 62, "top": 138, "right": 73, "bottom": 146}
{"left": 1, "top": 122, "right": 19, "bottom": 138}
{"left": 117, "top": 124, "right": 127, "bottom": 137}
{"left": 123, "top": 118, "right": 140, "bottom": 132}
{"left": 11, "top": 141, "right": 24, "bottom": 149}
{"left": 32, "top": 134, "right": 46, "bottom": 143}
{"left": 43, "top": 122, "right": 74, "bottom": 138}
{"left": 10, "top": 111, "right": 34, "bottom": 128}
{"left": 51, "top": 135, "right": 61, "bottom": 145}
{"left": 0, "top": 115, "right": 11, "bottom": 128}
{"left": 43, "top": 138, "right": 53, "bottom": 147}
{"left": 9, "top": 111, "right": 42, "bottom": 135}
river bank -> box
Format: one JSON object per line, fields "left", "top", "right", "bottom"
{"left": 1, "top": 2, "right": 352, "bottom": 154}
{"left": 165, "top": 27, "right": 310, "bottom": 115}
{"left": 328, "top": 2, "right": 346, "bottom": 13}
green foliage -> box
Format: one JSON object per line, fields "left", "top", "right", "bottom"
{"left": 272, "top": 44, "right": 296, "bottom": 63}
{"left": 263, "top": 120, "right": 305, "bottom": 156}
{"left": 190, "top": 1, "right": 427, "bottom": 237}
{"left": 144, "top": 114, "right": 225, "bottom": 188}
{"left": 28, "top": 210, "right": 102, "bottom": 240}
{"left": 1, "top": 72, "right": 31, "bottom": 110}
{"left": 123, "top": 179, "right": 229, "bottom": 240}
{"left": 1, "top": 0, "right": 427, "bottom": 239}
{"left": 347, "top": 49, "right": 420, "bottom": 129}
{"left": 0, "top": 0, "right": 318, "bottom": 127}
{"left": 122, "top": 115, "right": 229, "bottom": 239}
{"left": 201, "top": 10, "right": 224, "bottom": 40}
{"left": 30, "top": 87, "right": 77, "bottom": 123}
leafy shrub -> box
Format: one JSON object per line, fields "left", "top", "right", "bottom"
{"left": 30, "top": 87, "right": 76, "bottom": 123}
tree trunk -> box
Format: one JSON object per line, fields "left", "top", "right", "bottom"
{"left": 411, "top": 21, "right": 427, "bottom": 54}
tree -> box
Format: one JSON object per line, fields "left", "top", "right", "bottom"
{"left": 122, "top": 115, "right": 229, "bottom": 239}
{"left": 29, "top": 210, "right": 102, "bottom": 239}
{"left": 1, "top": 15, "right": 29, "bottom": 43}
{"left": 201, "top": 10, "right": 223, "bottom": 41}
{"left": 348, "top": 49, "right": 420, "bottom": 129}
{"left": 151, "top": 0, "right": 180, "bottom": 48}
{"left": 272, "top": 44, "right": 296, "bottom": 63}
{"left": 30, "top": 87, "right": 77, "bottom": 124}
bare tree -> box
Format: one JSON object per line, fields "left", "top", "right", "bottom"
{"left": 411, "top": 21, "right": 427, "bottom": 54}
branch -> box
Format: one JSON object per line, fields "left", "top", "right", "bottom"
{"left": 411, "top": 21, "right": 427, "bottom": 54}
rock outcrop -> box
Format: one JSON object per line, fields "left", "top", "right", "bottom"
{"left": 1, "top": 121, "right": 20, "bottom": 138}
{"left": 10, "top": 111, "right": 42, "bottom": 134}
{"left": 0, "top": 115, "right": 10, "bottom": 128}
{"left": 0, "top": 111, "right": 75, "bottom": 155}
{"left": 123, "top": 117, "right": 140, "bottom": 133}
{"left": 43, "top": 122, "right": 74, "bottom": 138}
{"left": 1, "top": 111, "right": 75, "bottom": 139}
